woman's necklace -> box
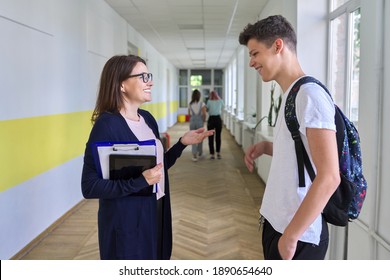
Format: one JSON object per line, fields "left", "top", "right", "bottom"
{"left": 121, "top": 110, "right": 140, "bottom": 122}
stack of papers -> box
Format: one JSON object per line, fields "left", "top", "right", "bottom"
{"left": 92, "top": 140, "right": 157, "bottom": 180}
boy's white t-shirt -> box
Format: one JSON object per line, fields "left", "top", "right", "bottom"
{"left": 260, "top": 78, "right": 336, "bottom": 245}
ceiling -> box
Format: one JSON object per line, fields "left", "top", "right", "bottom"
{"left": 104, "top": 0, "right": 268, "bottom": 69}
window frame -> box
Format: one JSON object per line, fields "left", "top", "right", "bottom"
{"left": 328, "top": 0, "right": 361, "bottom": 124}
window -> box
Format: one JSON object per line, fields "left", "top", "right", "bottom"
{"left": 190, "top": 75, "right": 202, "bottom": 87}
{"left": 329, "top": 1, "right": 361, "bottom": 124}
{"left": 331, "top": 0, "right": 349, "bottom": 10}
{"left": 179, "top": 70, "right": 188, "bottom": 108}
{"left": 179, "top": 87, "right": 188, "bottom": 108}
{"left": 350, "top": 9, "right": 361, "bottom": 122}
{"left": 179, "top": 69, "right": 188, "bottom": 85}
{"left": 190, "top": 70, "right": 211, "bottom": 85}
{"left": 214, "top": 70, "right": 223, "bottom": 85}
{"left": 178, "top": 69, "right": 224, "bottom": 109}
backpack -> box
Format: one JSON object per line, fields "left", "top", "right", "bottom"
{"left": 285, "top": 76, "right": 367, "bottom": 226}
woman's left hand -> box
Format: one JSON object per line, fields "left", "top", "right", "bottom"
{"left": 180, "top": 128, "right": 214, "bottom": 145}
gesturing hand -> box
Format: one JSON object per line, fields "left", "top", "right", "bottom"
{"left": 244, "top": 141, "right": 273, "bottom": 172}
{"left": 180, "top": 127, "right": 214, "bottom": 145}
{"left": 142, "top": 163, "right": 163, "bottom": 185}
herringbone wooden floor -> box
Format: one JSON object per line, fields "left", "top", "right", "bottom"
{"left": 16, "top": 122, "right": 265, "bottom": 260}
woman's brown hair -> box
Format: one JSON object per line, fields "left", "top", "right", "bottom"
{"left": 91, "top": 55, "right": 146, "bottom": 123}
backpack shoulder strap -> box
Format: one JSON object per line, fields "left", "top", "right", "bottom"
{"left": 285, "top": 76, "right": 327, "bottom": 187}
{"left": 287, "top": 76, "right": 345, "bottom": 154}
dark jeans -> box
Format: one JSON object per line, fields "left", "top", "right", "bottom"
{"left": 207, "top": 115, "right": 222, "bottom": 154}
{"left": 262, "top": 218, "right": 329, "bottom": 260}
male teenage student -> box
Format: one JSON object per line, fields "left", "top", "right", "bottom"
{"left": 239, "top": 15, "right": 340, "bottom": 260}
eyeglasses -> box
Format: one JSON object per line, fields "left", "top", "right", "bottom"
{"left": 127, "top": 72, "right": 153, "bottom": 83}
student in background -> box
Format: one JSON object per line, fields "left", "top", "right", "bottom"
{"left": 188, "top": 89, "right": 207, "bottom": 161}
{"left": 239, "top": 15, "right": 339, "bottom": 260}
{"left": 206, "top": 90, "right": 224, "bottom": 159}
{"left": 81, "top": 54, "right": 213, "bottom": 260}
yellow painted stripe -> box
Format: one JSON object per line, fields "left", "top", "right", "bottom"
{"left": 141, "top": 100, "right": 179, "bottom": 119}
{"left": 170, "top": 100, "right": 179, "bottom": 113}
{"left": 0, "top": 111, "right": 93, "bottom": 192}
{"left": 141, "top": 102, "right": 166, "bottom": 119}
{"left": 0, "top": 101, "right": 180, "bottom": 192}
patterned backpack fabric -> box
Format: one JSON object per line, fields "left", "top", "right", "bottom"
{"left": 285, "top": 76, "right": 367, "bottom": 226}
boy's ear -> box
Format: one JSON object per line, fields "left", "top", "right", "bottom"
{"left": 274, "top": 38, "right": 284, "bottom": 53}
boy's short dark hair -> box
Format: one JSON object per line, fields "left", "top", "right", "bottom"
{"left": 239, "top": 15, "right": 297, "bottom": 53}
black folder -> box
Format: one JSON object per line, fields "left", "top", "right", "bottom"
{"left": 109, "top": 154, "right": 156, "bottom": 196}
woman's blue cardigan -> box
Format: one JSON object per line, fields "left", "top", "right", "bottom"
{"left": 81, "top": 110, "right": 186, "bottom": 259}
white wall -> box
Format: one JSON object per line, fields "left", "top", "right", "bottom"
{"left": 297, "top": 0, "right": 328, "bottom": 82}
{"left": 0, "top": 0, "right": 178, "bottom": 259}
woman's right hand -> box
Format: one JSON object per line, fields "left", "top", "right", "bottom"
{"left": 142, "top": 163, "right": 163, "bottom": 185}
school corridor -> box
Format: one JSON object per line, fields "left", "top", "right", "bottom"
{"left": 14, "top": 122, "right": 265, "bottom": 260}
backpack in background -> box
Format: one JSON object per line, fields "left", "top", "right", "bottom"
{"left": 285, "top": 76, "right": 367, "bottom": 226}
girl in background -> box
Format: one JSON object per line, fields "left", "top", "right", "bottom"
{"left": 188, "top": 89, "right": 207, "bottom": 161}
{"left": 206, "top": 90, "right": 224, "bottom": 159}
